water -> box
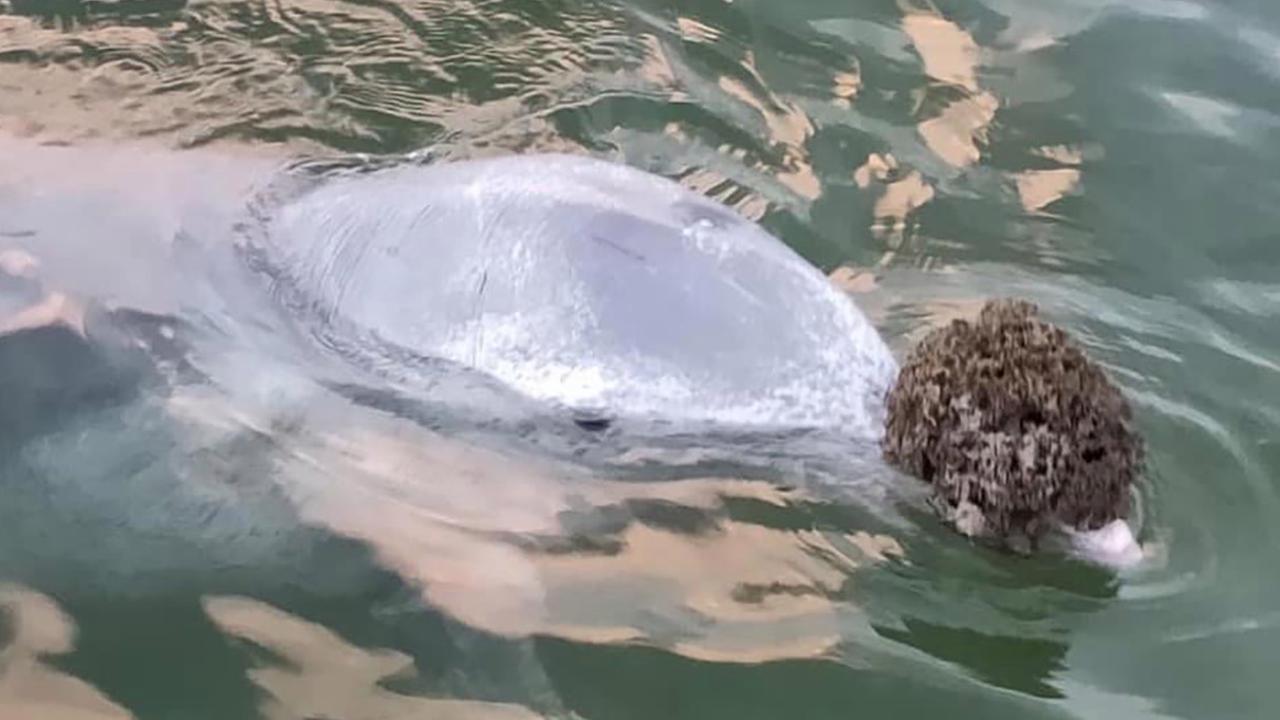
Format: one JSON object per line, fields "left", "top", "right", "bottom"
{"left": 1, "top": 1, "right": 1278, "bottom": 719}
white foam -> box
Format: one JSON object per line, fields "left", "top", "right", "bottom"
{"left": 1061, "top": 519, "right": 1146, "bottom": 569}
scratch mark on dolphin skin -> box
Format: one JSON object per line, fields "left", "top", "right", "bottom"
{"left": 590, "top": 234, "right": 646, "bottom": 262}
{"left": 472, "top": 269, "right": 488, "bottom": 366}
{"left": 471, "top": 200, "right": 509, "bottom": 367}
{"left": 0, "top": 230, "right": 37, "bottom": 238}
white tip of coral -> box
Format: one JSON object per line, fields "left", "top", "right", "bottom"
{"left": 1061, "top": 519, "right": 1146, "bottom": 569}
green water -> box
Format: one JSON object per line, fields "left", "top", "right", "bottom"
{"left": 1, "top": 1, "right": 1279, "bottom": 719}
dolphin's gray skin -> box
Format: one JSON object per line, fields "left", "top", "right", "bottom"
{"left": 242, "top": 154, "right": 897, "bottom": 435}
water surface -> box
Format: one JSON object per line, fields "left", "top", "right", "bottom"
{"left": 1, "top": 1, "right": 1278, "bottom": 719}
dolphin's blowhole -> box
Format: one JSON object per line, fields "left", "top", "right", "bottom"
{"left": 882, "top": 299, "right": 1144, "bottom": 551}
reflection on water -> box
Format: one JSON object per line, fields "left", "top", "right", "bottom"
{"left": 167, "top": 381, "right": 905, "bottom": 661}
{"left": 204, "top": 595, "right": 538, "bottom": 720}
{"left": 0, "top": 585, "right": 133, "bottom": 720}
{"left": 1015, "top": 145, "right": 1083, "bottom": 213}
{"left": 0, "top": 290, "right": 85, "bottom": 336}
{"left": 854, "top": 152, "right": 934, "bottom": 243}
{"left": 3, "top": 0, "right": 1280, "bottom": 718}
{"left": 902, "top": 7, "right": 997, "bottom": 169}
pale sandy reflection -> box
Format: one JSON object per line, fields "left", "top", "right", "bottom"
{"left": 636, "top": 34, "right": 679, "bottom": 92}
{"left": 853, "top": 153, "right": 898, "bottom": 189}
{"left": 876, "top": 172, "right": 935, "bottom": 240}
{"left": 854, "top": 153, "right": 935, "bottom": 244}
{"left": 677, "top": 165, "right": 771, "bottom": 222}
{"left": 0, "top": 585, "right": 134, "bottom": 720}
{"left": 1015, "top": 144, "right": 1084, "bottom": 213}
{"left": 916, "top": 92, "right": 998, "bottom": 168}
{"left": 832, "top": 70, "right": 861, "bottom": 109}
{"left": 666, "top": 13, "right": 865, "bottom": 210}
{"left": 535, "top": 511, "right": 903, "bottom": 662}
{"left": 901, "top": 6, "right": 998, "bottom": 168}
{"left": 202, "top": 596, "right": 540, "bottom": 720}
{"left": 676, "top": 16, "right": 722, "bottom": 45}
{"left": 669, "top": 15, "right": 822, "bottom": 201}
{"left": 0, "top": 247, "right": 88, "bottom": 338}
{"left": 902, "top": 13, "right": 981, "bottom": 93}
{"left": 828, "top": 265, "right": 879, "bottom": 295}
{"left": 717, "top": 65, "right": 821, "bottom": 201}
{"left": 661, "top": 121, "right": 772, "bottom": 222}
{"left": 0, "top": 291, "right": 87, "bottom": 337}
{"left": 899, "top": 6, "right": 1098, "bottom": 230}
{"left": 168, "top": 385, "right": 903, "bottom": 664}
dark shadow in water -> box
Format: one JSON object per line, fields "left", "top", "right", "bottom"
{"left": 626, "top": 498, "right": 723, "bottom": 536}
{"left": 0, "top": 324, "right": 144, "bottom": 450}
{"left": 721, "top": 494, "right": 903, "bottom": 539}
{"left": 842, "top": 503, "right": 1119, "bottom": 700}
{"left": 572, "top": 415, "right": 612, "bottom": 433}
{"left": 507, "top": 496, "right": 723, "bottom": 560}
{"left": 879, "top": 505, "right": 1120, "bottom": 599}
{"left": 44, "top": 597, "right": 267, "bottom": 720}
{"left": 0, "top": 604, "right": 13, "bottom": 650}
{"left": 875, "top": 618, "right": 1067, "bottom": 699}
{"left": 535, "top": 635, "right": 1059, "bottom": 720}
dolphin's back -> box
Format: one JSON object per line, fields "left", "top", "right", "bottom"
{"left": 251, "top": 154, "right": 897, "bottom": 435}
